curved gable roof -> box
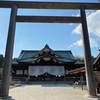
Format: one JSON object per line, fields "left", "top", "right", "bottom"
{"left": 32, "top": 44, "right": 62, "bottom": 58}
{"left": 18, "top": 51, "right": 39, "bottom": 59}
{"left": 17, "top": 53, "right": 75, "bottom": 63}
{"left": 17, "top": 44, "right": 75, "bottom": 60}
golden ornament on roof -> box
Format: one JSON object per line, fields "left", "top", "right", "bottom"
{"left": 51, "top": 52, "right": 54, "bottom": 55}
{"left": 43, "top": 58, "right": 50, "bottom": 61}
{"left": 55, "top": 55, "right": 59, "bottom": 58}
{"left": 40, "top": 52, "right": 43, "bottom": 55}
{"left": 34, "top": 55, "right": 39, "bottom": 57}
{"left": 59, "top": 62, "right": 62, "bottom": 64}
{"left": 31, "top": 62, "right": 35, "bottom": 63}
{"left": 37, "top": 59, "right": 41, "bottom": 62}
{"left": 44, "top": 48, "right": 49, "bottom": 52}
{"left": 53, "top": 59, "right": 56, "bottom": 62}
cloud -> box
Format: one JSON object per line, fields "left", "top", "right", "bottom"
{"left": 68, "top": 45, "right": 73, "bottom": 48}
{"left": 72, "top": 25, "right": 81, "bottom": 34}
{"left": 72, "top": 10, "right": 100, "bottom": 37}
{"left": 89, "top": 38, "right": 98, "bottom": 47}
{"left": 73, "top": 39, "right": 82, "bottom": 46}
{"left": 69, "top": 38, "right": 98, "bottom": 48}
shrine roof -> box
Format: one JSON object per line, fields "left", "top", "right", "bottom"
{"left": 18, "top": 44, "right": 75, "bottom": 60}
{"left": 74, "top": 60, "right": 84, "bottom": 65}
{"left": 12, "top": 45, "right": 85, "bottom": 65}
{"left": 12, "top": 60, "right": 19, "bottom": 64}
{"left": 17, "top": 54, "right": 75, "bottom": 63}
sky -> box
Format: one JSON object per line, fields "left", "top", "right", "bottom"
{"left": 0, "top": 0, "right": 100, "bottom": 58}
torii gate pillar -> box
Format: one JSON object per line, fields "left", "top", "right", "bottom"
{"left": 80, "top": 6, "right": 96, "bottom": 96}
{"left": 0, "top": 5, "right": 17, "bottom": 97}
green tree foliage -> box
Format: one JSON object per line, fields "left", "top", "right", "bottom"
{"left": 0, "top": 55, "right": 4, "bottom": 68}
{"left": 0, "top": 68, "right": 3, "bottom": 79}
{"left": 0, "top": 55, "right": 4, "bottom": 79}
{"left": 0, "top": 55, "right": 18, "bottom": 79}
{"left": 74, "top": 56, "right": 95, "bottom": 63}
{"left": 13, "top": 58, "right": 17, "bottom": 60}
{"left": 74, "top": 56, "right": 84, "bottom": 61}
{"left": 91, "top": 56, "right": 95, "bottom": 63}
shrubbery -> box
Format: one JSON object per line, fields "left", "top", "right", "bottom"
{"left": 0, "top": 68, "right": 3, "bottom": 79}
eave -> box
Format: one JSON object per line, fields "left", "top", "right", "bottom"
{"left": 68, "top": 64, "right": 98, "bottom": 74}
{"left": 17, "top": 54, "right": 75, "bottom": 64}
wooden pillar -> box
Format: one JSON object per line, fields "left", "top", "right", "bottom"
{"left": 0, "top": 5, "right": 17, "bottom": 97}
{"left": 80, "top": 6, "right": 96, "bottom": 96}
{"left": 23, "top": 66, "right": 24, "bottom": 76}
{"left": 80, "top": 73, "right": 83, "bottom": 90}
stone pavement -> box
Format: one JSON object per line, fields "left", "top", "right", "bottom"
{"left": 0, "top": 84, "right": 99, "bottom": 100}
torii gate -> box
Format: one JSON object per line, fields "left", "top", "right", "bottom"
{"left": 0, "top": 1, "right": 100, "bottom": 98}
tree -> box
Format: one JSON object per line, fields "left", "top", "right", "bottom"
{"left": 74, "top": 56, "right": 95, "bottom": 63}
{"left": 0, "top": 55, "right": 4, "bottom": 68}
{"left": 74, "top": 56, "right": 84, "bottom": 61}
{"left": 13, "top": 58, "right": 17, "bottom": 60}
{"left": 0, "top": 68, "right": 3, "bottom": 79}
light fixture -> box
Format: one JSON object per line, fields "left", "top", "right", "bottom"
{"left": 95, "top": 68, "right": 97, "bottom": 70}
{"left": 31, "top": 62, "right": 35, "bottom": 63}
{"left": 59, "top": 75, "right": 60, "bottom": 77}
{"left": 35, "top": 75, "right": 38, "bottom": 77}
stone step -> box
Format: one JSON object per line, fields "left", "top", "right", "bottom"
{"left": 20, "top": 81, "right": 74, "bottom": 85}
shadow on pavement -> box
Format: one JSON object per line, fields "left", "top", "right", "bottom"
{"left": 0, "top": 97, "right": 15, "bottom": 100}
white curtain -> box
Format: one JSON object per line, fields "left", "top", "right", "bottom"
{"left": 28, "top": 66, "right": 65, "bottom": 76}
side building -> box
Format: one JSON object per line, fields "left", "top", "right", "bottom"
{"left": 12, "top": 44, "right": 84, "bottom": 81}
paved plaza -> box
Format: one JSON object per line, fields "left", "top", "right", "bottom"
{"left": 0, "top": 84, "right": 99, "bottom": 100}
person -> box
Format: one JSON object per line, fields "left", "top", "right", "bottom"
{"left": 96, "top": 82, "right": 99, "bottom": 93}
{"left": 73, "top": 76, "right": 75, "bottom": 83}
{"left": 73, "top": 76, "right": 76, "bottom": 88}
{"left": 43, "top": 76, "right": 45, "bottom": 81}
{"left": 26, "top": 73, "right": 30, "bottom": 84}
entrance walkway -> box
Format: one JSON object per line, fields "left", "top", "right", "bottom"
{"left": 4, "top": 84, "right": 99, "bottom": 100}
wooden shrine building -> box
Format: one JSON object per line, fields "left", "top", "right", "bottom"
{"left": 12, "top": 44, "right": 84, "bottom": 81}
{"left": 68, "top": 52, "right": 100, "bottom": 83}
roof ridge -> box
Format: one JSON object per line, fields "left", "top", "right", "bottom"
{"left": 32, "top": 45, "right": 63, "bottom": 58}
{"left": 17, "top": 45, "right": 75, "bottom": 60}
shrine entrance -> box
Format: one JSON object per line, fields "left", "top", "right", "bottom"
{"left": 0, "top": 1, "right": 100, "bottom": 97}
